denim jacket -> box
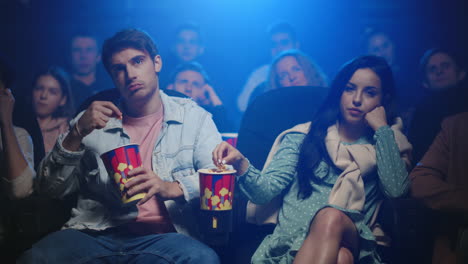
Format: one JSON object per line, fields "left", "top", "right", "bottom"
{"left": 36, "top": 90, "right": 222, "bottom": 238}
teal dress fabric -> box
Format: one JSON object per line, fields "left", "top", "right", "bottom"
{"left": 237, "top": 126, "right": 409, "bottom": 264}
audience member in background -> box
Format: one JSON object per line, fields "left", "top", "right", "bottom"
{"left": 362, "top": 27, "right": 415, "bottom": 111}
{"left": 237, "top": 21, "right": 301, "bottom": 112}
{"left": 0, "top": 56, "right": 35, "bottom": 260}
{"left": 408, "top": 48, "right": 467, "bottom": 164}
{"left": 167, "top": 61, "right": 233, "bottom": 132}
{"left": 248, "top": 49, "right": 328, "bottom": 105}
{"left": 19, "top": 28, "right": 221, "bottom": 263}
{"left": 363, "top": 28, "right": 397, "bottom": 72}
{"left": 410, "top": 112, "right": 468, "bottom": 264}
{"left": 161, "top": 22, "right": 205, "bottom": 88}
{"left": 173, "top": 23, "right": 205, "bottom": 63}
{"left": 213, "top": 55, "right": 411, "bottom": 263}
{"left": 0, "top": 58, "right": 35, "bottom": 200}
{"left": 31, "top": 66, "right": 75, "bottom": 153}
{"left": 69, "top": 31, "right": 111, "bottom": 107}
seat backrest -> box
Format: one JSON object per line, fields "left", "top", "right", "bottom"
{"left": 237, "top": 86, "right": 328, "bottom": 169}
{"left": 234, "top": 86, "right": 327, "bottom": 224}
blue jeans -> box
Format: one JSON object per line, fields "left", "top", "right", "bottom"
{"left": 18, "top": 228, "right": 220, "bottom": 264}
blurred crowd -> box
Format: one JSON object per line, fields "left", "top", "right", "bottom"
{"left": 0, "top": 19, "right": 467, "bottom": 264}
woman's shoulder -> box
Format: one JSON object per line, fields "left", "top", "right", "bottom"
{"left": 283, "top": 132, "right": 306, "bottom": 142}
{"left": 13, "top": 126, "right": 31, "bottom": 138}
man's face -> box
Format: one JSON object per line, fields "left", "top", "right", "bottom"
{"left": 367, "top": 33, "right": 395, "bottom": 66}
{"left": 424, "top": 52, "right": 465, "bottom": 91}
{"left": 173, "top": 70, "right": 208, "bottom": 104}
{"left": 174, "top": 30, "right": 204, "bottom": 62}
{"left": 270, "top": 32, "right": 298, "bottom": 58}
{"left": 109, "top": 48, "right": 161, "bottom": 104}
{"left": 71, "top": 37, "right": 101, "bottom": 76}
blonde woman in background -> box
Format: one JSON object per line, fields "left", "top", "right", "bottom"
{"left": 249, "top": 50, "right": 328, "bottom": 105}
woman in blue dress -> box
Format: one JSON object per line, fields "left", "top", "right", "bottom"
{"left": 212, "top": 55, "right": 411, "bottom": 264}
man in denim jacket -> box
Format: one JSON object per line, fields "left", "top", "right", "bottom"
{"left": 19, "top": 29, "right": 221, "bottom": 263}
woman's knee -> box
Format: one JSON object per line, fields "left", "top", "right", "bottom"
{"left": 337, "top": 247, "right": 354, "bottom": 264}
{"left": 309, "top": 207, "right": 349, "bottom": 235}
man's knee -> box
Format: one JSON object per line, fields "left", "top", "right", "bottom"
{"left": 158, "top": 233, "right": 220, "bottom": 264}
{"left": 17, "top": 229, "right": 96, "bottom": 263}
{"left": 190, "top": 245, "right": 220, "bottom": 264}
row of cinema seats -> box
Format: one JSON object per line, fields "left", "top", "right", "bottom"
{"left": 0, "top": 86, "right": 447, "bottom": 263}
{"left": 221, "top": 86, "right": 435, "bottom": 264}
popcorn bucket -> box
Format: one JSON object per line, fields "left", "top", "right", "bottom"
{"left": 101, "top": 144, "right": 146, "bottom": 204}
{"left": 221, "top": 133, "right": 238, "bottom": 147}
{"left": 198, "top": 168, "right": 236, "bottom": 238}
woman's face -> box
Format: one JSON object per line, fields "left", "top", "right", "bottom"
{"left": 276, "top": 56, "right": 308, "bottom": 88}
{"left": 340, "top": 68, "right": 383, "bottom": 126}
{"left": 33, "top": 75, "right": 66, "bottom": 118}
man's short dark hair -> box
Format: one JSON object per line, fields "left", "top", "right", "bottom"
{"left": 267, "top": 21, "right": 297, "bottom": 42}
{"left": 102, "top": 29, "right": 159, "bottom": 73}
{"left": 70, "top": 30, "right": 101, "bottom": 51}
{"left": 360, "top": 26, "right": 393, "bottom": 51}
{"left": 170, "top": 61, "right": 210, "bottom": 84}
{"left": 173, "top": 22, "right": 204, "bottom": 45}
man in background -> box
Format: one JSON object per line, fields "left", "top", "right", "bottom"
{"left": 237, "top": 21, "right": 300, "bottom": 112}
{"left": 69, "top": 31, "right": 111, "bottom": 107}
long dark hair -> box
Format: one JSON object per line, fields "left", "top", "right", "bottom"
{"left": 296, "top": 55, "right": 398, "bottom": 199}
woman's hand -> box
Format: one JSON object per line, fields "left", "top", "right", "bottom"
{"left": 212, "top": 141, "right": 249, "bottom": 175}
{"left": 0, "top": 88, "right": 14, "bottom": 128}
{"left": 365, "top": 106, "right": 388, "bottom": 131}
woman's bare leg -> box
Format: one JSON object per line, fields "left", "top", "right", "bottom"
{"left": 293, "top": 207, "right": 359, "bottom": 264}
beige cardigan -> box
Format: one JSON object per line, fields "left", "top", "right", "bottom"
{"left": 246, "top": 120, "right": 411, "bottom": 225}
{"left": 0, "top": 126, "right": 35, "bottom": 199}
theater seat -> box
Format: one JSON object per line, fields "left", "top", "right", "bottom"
{"left": 228, "top": 86, "right": 328, "bottom": 264}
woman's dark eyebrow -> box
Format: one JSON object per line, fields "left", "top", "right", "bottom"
{"left": 364, "top": 86, "right": 378, "bottom": 90}
{"left": 346, "top": 82, "right": 356, "bottom": 87}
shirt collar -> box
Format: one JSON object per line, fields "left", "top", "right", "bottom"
{"left": 103, "top": 89, "right": 183, "bottom": 132}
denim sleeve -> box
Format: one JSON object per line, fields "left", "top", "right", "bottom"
{"left": 35, "top": 131, "right": 86, "bottom": 199}
{"left": 177, "top": 112, "right": 222, "bottom": 202}
{"left": 374, "top": 125, "right": 410, "bottom": 198}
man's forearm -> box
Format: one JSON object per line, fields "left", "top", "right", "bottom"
{"left": 62, "top": 123, "right": 85, "bottom": 151}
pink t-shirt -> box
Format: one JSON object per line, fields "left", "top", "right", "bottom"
{"left": 123, "top": 105, "right": 175, "bottom": 234}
